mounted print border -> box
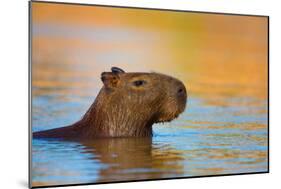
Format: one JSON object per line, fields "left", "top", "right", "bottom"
{"left": 29, "top": 1, "right": 269, "bottom": 188}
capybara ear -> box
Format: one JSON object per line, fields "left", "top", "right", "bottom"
{"left": 111, "top": 67, "right": 125, "bottom": 74}
{"left": 101, "top": 72, "right": 120, "bottom": 88}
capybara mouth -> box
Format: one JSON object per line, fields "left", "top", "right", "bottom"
{"left": 155, "top": 98, "right": 187, "bottom": 124}
{"left": 155, "top": 114, "right": 180, "bottom": 124}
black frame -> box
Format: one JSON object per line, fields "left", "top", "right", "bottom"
{"left": 28, "top": 0, "right": 270, "bottom": 188}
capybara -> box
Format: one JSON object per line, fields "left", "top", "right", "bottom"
{"left": 33, "top": 67, "right": 187, "bottom": 138}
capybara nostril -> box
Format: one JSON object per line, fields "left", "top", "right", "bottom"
{"left": 177, "top": 86, "right": 186, "bottom": 96}
{"left": 178, "top": 88, "right": 184, "bottom": 94}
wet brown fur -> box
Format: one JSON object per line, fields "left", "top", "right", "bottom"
{"left": 33, "top": 67, "right": 187, "bottom": 139}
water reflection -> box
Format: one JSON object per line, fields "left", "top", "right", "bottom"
{"left": 32, "top": 137, "right": 184, "bottom": 187}
{"left": 80, "top": 138, "right": 184, "bottom": 182}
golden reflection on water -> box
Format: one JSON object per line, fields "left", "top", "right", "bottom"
{"left": 80, "top": 138, "right": 184, "bottom": 182}
{"left": 32, "top": 2, "right": 268, "bottom": 101}
{"left": 31, "top": 2, "right": 268, "bottom": 187}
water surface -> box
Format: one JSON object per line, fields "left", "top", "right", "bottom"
{"left": 32, "top": 94, "right": 268, "bottom": 186}
{"left": 31, "top": 3, "right": 268, "bottom": 187}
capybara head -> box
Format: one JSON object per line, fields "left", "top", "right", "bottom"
{"left": 91, "top": 67, "right": 187, "bottom": 137}
{"left": 33, "top": 67, "right": 188, "bottom": 139}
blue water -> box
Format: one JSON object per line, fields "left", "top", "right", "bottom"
{"left": 32, "top": 95, "right": 268, "bottom": 187}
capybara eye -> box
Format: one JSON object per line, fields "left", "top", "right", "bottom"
{"left": 133, "top": 80, "right": 146, "bottom": 87}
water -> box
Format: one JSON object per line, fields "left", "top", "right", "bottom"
{"left": 32, "top": 94, "right": 268, "bottom": 187}
{"left": 31, "top": 5, "right": 268, "bottom": 187}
